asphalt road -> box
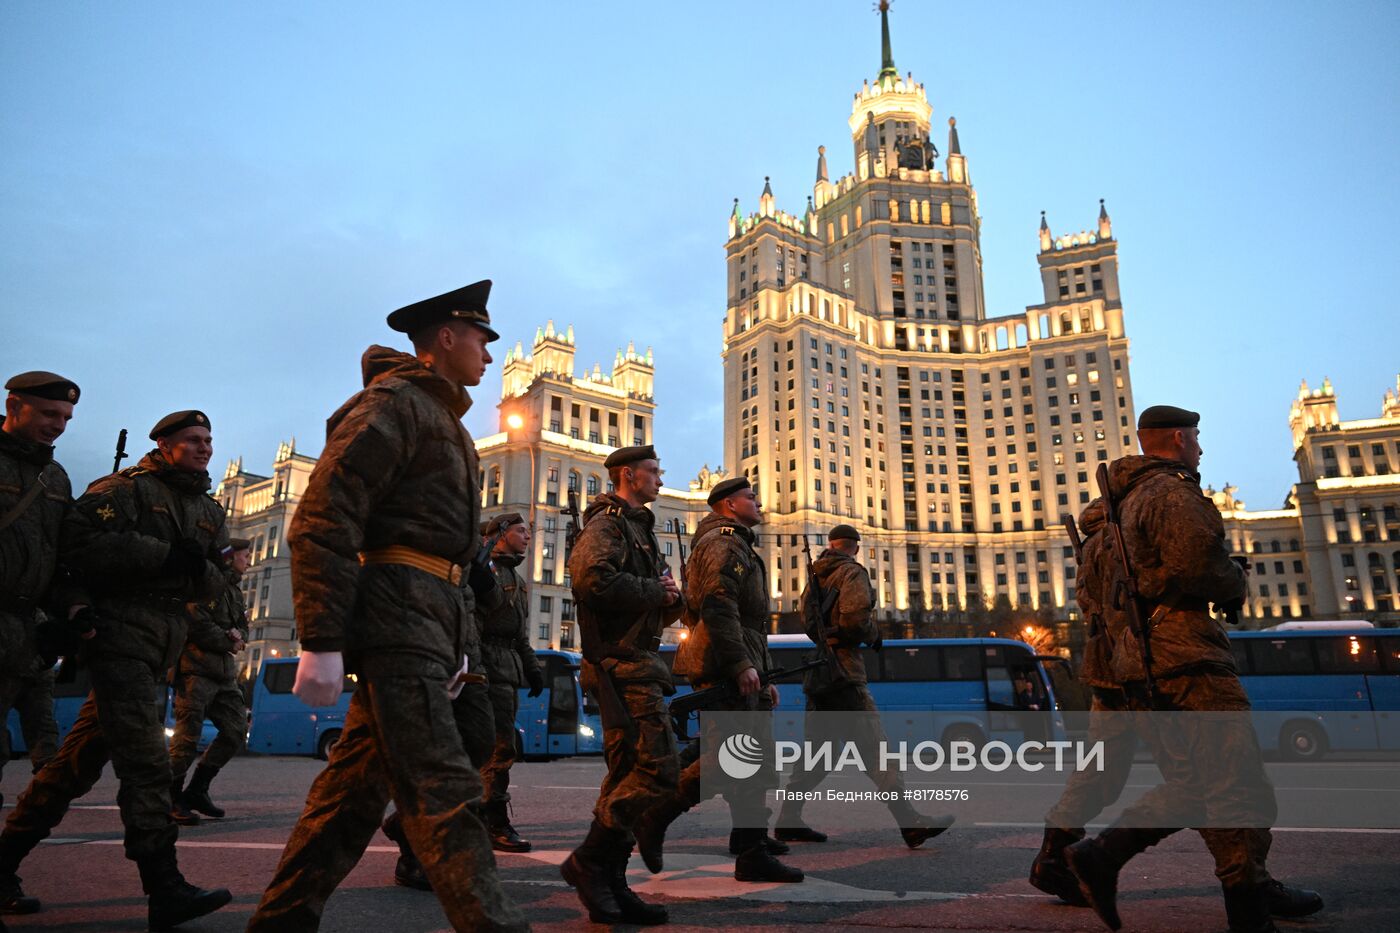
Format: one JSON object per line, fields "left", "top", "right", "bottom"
{"left": 3, "top": 754, "right": 1397, "bottom": 932}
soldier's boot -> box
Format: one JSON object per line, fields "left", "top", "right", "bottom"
{"left": 732, "top": 827, "right": 804, "bottom": 884}
{"left": 1223, "top": 884, "right": 1280, "bottom": 933}
{"left": 634, "top": 794, "right": 691, "bottom": 874}
{"left": 380, "top": 813, "right": 430, "bottom": 891}
{"left": 168, "top": 776, "right": 200, "bottom": 827}
{"left": 1065, "top": 827, "right": 1165, "bottom": 932}
{"left": 608, "top": 841, "right": 668, "bottom": 925}
{"left": 1028, "top": 826, "right": 1089, "bottom": 906}
{"left": 889, "top": 802, "right": 955, "bottom": 850}
{"left": 773, "top": 799, "right": 827, "bottom": 843}
{"left": 137, "top": 852, "right": 232, "bottom": 932}
{"left": 1262, "top": 878, "right": 1323, "bottom": 918}
{"left": 0, "top": 832, "right": 42, "bottom": 915}
{"left": 180, "top": 764, "right": 225, "bottom": 819}
{"left": 727, "top": 829, "right": 789, "bottom": 856}
{"left": 560, "top": 820, "right": 624, "bottom": 923}
{"left": 485, "top": 798, "right": 531, "bottom": 853}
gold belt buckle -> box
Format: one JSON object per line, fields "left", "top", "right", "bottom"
{"left": 447, "top": 564, "right": 463, "bottom": 586}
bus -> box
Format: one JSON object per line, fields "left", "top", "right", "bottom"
{"left": 1229, "top": 627, "right": 1400, "bottom": 760}
{"left": 245, "top": 649, "right": 602, "bottom": 760}
{"left": 660, "top": 635, "right": 1070, "bottom": 747}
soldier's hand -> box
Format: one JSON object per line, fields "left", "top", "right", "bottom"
{"left": 467, "top": 560, "right": 498, "bottom": 599}
{"left": 526, "top": 668, "right": 546, "bottom": 698}
{"left": 737, "top": 667, "right": 760, "bottom": 696}
{"left": 292, "top": 650, "right": 345, "bottom": 707}
{"left": 659, "top": 573, "right": 681, "bottom": 606}
{"left": 447, "top": 655, "right": 470, "bottom": 699}
{"left": 767, "top": 683, "right": 780, "bottom": 706}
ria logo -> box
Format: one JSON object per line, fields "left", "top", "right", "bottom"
{"left": 718, "top": 733, "right": 765, "bottom": 780}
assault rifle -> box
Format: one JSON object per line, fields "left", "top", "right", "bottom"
{"left": 1096, "top": 462, "right": 1157, "bottom": 702}
{"left": 802, "top": 533, "right": 845, "bottom": 678}
{"left": 668, "top": 659, "right": 825, "bottom": 741}
{"left": 112, "top": 428, "right": 128, "bottom": 474}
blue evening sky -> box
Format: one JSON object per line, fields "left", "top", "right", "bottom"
{"left": 3, "top": 1, "right": 1397, "bottom": 509}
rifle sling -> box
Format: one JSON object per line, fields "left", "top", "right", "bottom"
{"left": 0, "top": 474, "right": 46, "bottom": 534}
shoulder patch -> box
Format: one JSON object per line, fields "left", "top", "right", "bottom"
{"left": 731, "top": 560, "right": 746, "bottom": 577}
{"left": 605, "top": 505, "right": 624, "bottom": 517}
{"left": 719, "top": 526, "right": 735, "bottom": 536}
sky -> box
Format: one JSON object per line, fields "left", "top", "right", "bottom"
{"left": 3, "top": 1, "right": 1397, "bottom": 509}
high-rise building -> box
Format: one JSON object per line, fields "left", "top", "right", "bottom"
{"left": 722, "top": 3, "right": 1136, "bottom": 627}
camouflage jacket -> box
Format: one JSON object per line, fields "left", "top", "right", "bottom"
{"left": 289, "top": 346, "right": 482, "bottom": 679}
{"left": 568, "top": 492, "right": 678, "bottom": 685}
{"left": 179, "top": 571, "right": 246, "bottom": 683}
{"left": 0, "top": 423, "right": 77, "bottom": 676}
{"left": 674, "top": 512, "right": 771, "bottom": 687}
{"left": 64, "top": 450, "right": 228, "bottom": 673}
{"left": 800, "top": 548, "right": 878, "bottom": 690}
{"left": 477, "top": 556, "right": 541, "bottom": 688}
{"left": 1077, "top": 455, "right": 1246, "bottom": 684}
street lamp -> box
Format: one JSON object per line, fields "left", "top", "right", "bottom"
{"left": 506, "top": 413, "right": 524, "bottom": 431}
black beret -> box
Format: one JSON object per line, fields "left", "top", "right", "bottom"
{"left": 1138, "top": 405, "right": 1200, "bottom": 431}
{"left": 150, "top": 410, "right": 211, "bottom": 440}
{"left": 484, "top": 512, "right": 525, "bottom": 536}
{"left": 604, "top": 445, "right": 657, "bottom": 469}
{"left": 387, "top": 279, "right": 500, "bottom": 342}
{"left": 228, "top": 537, "right": 253, "bottom": 551}
{"left": 5, "top": 371, "right": 80, "bottom": 404}
{"left": 828, "top": 524, "right": 861, "bottom": 542}
{"left": 707, "top": 475, "right": 752, "bottom": 506}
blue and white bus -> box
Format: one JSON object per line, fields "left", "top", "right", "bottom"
{"left": 1229, "top": 626, "right": 1400, "bottom": 760}
{"left": 245, "top": 649, "right": 602, "bottom": 760}
{"left": 660, "top": 635, "right": 1070, "bottom": 747}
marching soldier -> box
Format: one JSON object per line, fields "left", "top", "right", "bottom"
{"left": 1062, "top": 406, "right": 1322, "bottom": 933}
{"left": 632, "top": 477, "right": 803, "bottom": 884}
{"left": 563, "top": 445, "right": 681, "bottom": 925}
{"left": 169, "top": 537, "right": 252, "bottom": 824}
{"left": 246, "top": 281, "right": 527, "bottom": 931}
{"left": 0, "top": 407, "right": 234, "bottom": 930}
{"left": 0, "top": 372, "right": 83, "bottom": 917}
{"left": 476, "top": 512, "right": 546, "bottom": 852}
{"left": 775, "top": 524, "right": 953, "bottom": 848}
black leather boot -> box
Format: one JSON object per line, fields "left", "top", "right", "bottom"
{"left": 380, "top": 812, "right": 430, "bottom": 891}
{"left": 774, "top": 800, "right": 827, "bottom": 843}
{"left": 1262, "top": 878, "right": 1323, "bottom": 917}
{"left": 0, "top": 872, "right": 38, "bottom": 916}
{"left": 1223, "top": 884, "right": 1279, "bottom": 933}
{"left": 137, "top": 852, "right": 232, "bottom": 932}
{"left": 1029, "top": 826, "right": 1088, "bottom": 906}
{"left": 732, "top": 827, "right": 804, "bottom": 883}
{"left": 560, "top": 821, "right": 624, "bottom": 923}
{"left": 1065, "top": 826, "right": 1169, "bottom": 931}
{"left": 728, "top": 829, "right": 789, "bottom": 856}
{"left": 485, "top": 799, "right": 531, "bottom": 853}
{"left": 0, "top": 832, "right": 42, "bottom": 915}
{"left": 890, "top": 804, "right": 955, "bottom": 849}
{"left": 634, "top": 794, "right": 690, "bottom": 873}
{"left": 169, "top": 776, "right": 200, "bottom": 827}
{"left": 609, "top": 841, "right": 668, "bottom": 925}
{"left": 181, "top": 764, "right": 225, "bottom": 819}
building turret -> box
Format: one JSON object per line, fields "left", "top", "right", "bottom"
{"left": 612, "top": 341, "right": 655, "bottom": 401}
{"left": 1098, "top": 198, "right": 1113, "bottom": 240}
{"left": 759, "top": 176, "right": 775, "bottom": 218}
{"left": 1289, "top": 376, "right": 1341, "bottom": 450}
{"left": 946, "top": 116, "right": 967, "bottom": 184}
{"left": 1384, "top": 375, "right": 1400, "bottom": 419}
{"left": 1039, "top": 211, "right": 1052, "bottom": 253}
{"left": 728, "top": 197, "right": 741, "bottom": 238}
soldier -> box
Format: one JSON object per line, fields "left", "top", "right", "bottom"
{"left": 774, "top": 524, "right": 953, "bottom": 848}
{"left": 168, "top": 537, "right": 252, "bottom": 825}
{"left": 0, "top": 372, "right": 83, "bottom": 917}
{"left": 632, "top": 476, "right": 804, "bottom": 884}
{"left": 245, "top": 281, "right": 526, "bottom": 931}
{"left": 0, "top": 408, "right": 234, "bottom": 930}
{"left": 476, "top": 512, "right": 546, "bottom": 852}
{"left": 1062, "top": 406, "right": 1322, "bottom": 933}
{"left": 563, "top": 444, "right": 681, "bottom": 926}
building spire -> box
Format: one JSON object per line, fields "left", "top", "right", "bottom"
{"left": 1039, "top": 210, "right": 1052, "bottom": 252}
{"left": 878, "top": 0, "right": 897, "bottom": 82}
{"left": 816, "top": 145, "right": 829, "bottom": 183}
{"left": 1097, "top": 198, "right": 1112, "bottom": 239}
{"left": 947, "top": 116, "right": 961, "bottom": 155}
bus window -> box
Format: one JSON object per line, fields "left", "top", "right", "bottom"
{"left": 1251, "top": 638, "right": 1317, "bottom": 675}
{"left": 264, "top": 661, "right": 296, "bottom": 694}
{"left": 942, "top": 646, "right": 982, "bottom": 681}
{"left": 1384, "top": 638, "right": 1400, "bottom": 672}
{"left": 1230, "top": 639, "right": 1251, "bottom": 675}
{"left": 882, "top": 645, "right": 932, "bottom": 682}
{"left": 1316, "top": 636, "right": 1381, "bottom": 674}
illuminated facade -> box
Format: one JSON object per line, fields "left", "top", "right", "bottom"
{"left": 722, "top": 4, "right": 1136, "bottom": 626}
{"left": 1215, "top": 376, "right": 1400, "bottom": 625}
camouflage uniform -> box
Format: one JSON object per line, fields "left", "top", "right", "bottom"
{"left": 2, "top": 450, "right": 228, "bottom": 874}
{"left": 0, "top": 423, "right": 72, "bottom": 788}
{"left": 477, "top": 554, "right": 542, "bottom": 804}
{"left": 169, "top": 570, "right": 249, "bottom": 795}
{"left": 672, "top": 512, "right": 775, "bottom": 828}
{"left": 247, "top": 346, "right": 524, "bottom": 933}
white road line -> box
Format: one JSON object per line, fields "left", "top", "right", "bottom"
{"left": 972, "top": 821, "right": 1400, "bottom": 834}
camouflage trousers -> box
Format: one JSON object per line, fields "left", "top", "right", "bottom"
{"left": 169, "top": 671, "right": 247, "bottom": 783}
{"left": 584, "top": 663, "right": 679, "bottom": 834}
{"left": 480, "top": 682, "right": 519, "bottom": 803}
{"left": 247, "top": 673, "right": 526, "bottom": 932}
{"left": 1044, "top": 687, "right": 1138, "bottom": 830}
{"left": 0, "top": 666, "right": 58, "bottom": 781}
{"left": 677, "top": 689, "right": 776, "bottom": 829}
{"left": 1115, "top": 672, "right": 1276, "bottom": 889}
{"left": 2, "top": 657, "right": 176, "bottom": 862}
{"left": 777, "top": 683, "right": 906, "bottom": 824}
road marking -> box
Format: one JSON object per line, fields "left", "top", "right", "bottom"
{"left": 972, "top": 821, "right": 1400, "bottom": 834}
{"left": 532, "top": 785, "right": 600, "bottom": 790}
